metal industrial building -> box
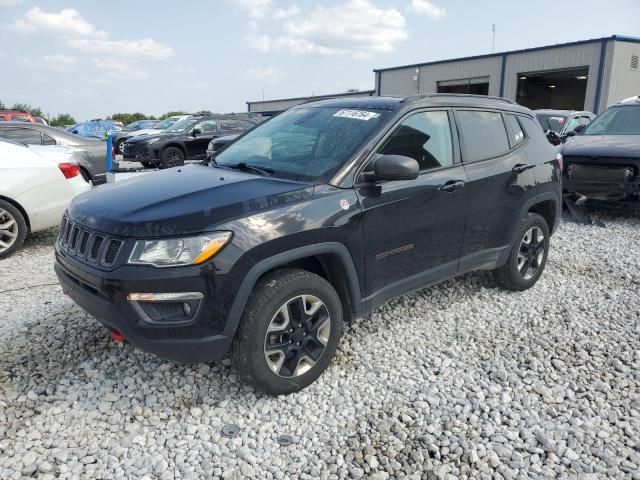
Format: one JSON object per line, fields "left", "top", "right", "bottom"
{"left": 375, "top": 35, "right": 639, "bottom": 113}
{"left": 247, "top": 90, "right": 375, "bottom": 116}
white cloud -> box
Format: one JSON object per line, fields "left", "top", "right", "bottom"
{"left": 43, "top": 54, "right": 79, "bottom": 72}
{"left": 233, "top": 0, "right": 272, "bottom": 18}
{"left": 407, "top": 0, "right": 447, "bottom": 19}
{"left": 13, "top": 7, "right": 107, "bottom": 37}
{"left": 0, "top": 0, "right": 23, "bottom": 6}
{"left": 273, "top": 5, "right": 300, "bottom": 19}
{"left": 252, "top": 0, "right": 407, "bottom": 58}
{"left": 91, "top": 57, "right": 149, "bottom": 80}
{"left": 246, "top": 33, "right": 272, "bottom": 52}
{"left": 12, "top": 8, "right": 174, "bottom": 61}
{"left": 244, "top": 66, "right": 285, "bottom": 84}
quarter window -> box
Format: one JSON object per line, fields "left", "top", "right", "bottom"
{"left": 378, "top": 111, "right": 453, "bottom": 171}
{"left": 504, "top": 114, "right": 525, "bottom": 147}
{"left": 42, "top": 133, "right": 57, "bottom": 145}
{"left": 456, "top": 110, "right": 509, "bottom": 162}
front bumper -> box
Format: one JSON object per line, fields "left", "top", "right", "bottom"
{"left": 54, "top": 248, "right": 236, "bottom": 363}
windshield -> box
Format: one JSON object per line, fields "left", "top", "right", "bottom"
{"left": 536, "top": 114, "right": 567, "bottom": 132}
{"left": 215, "top": 107, "right": 389, "bottom": 182}
{"left": 154, "top": 117, "right": 179, "bottom": 129}
{"left": 582, "top": 106, "right": 640, "bottom": 135}
{"left": 165, "top": 117, "right": 198, "bottom": 133}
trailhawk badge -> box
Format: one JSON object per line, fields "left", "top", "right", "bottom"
{"left": 340, "top": 199, "right": 350, "bottom": 210}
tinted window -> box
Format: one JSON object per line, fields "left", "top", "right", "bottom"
{"left": 456, "top": 110, "right": 509, "bottom": 162}
{"left": 563, "top": 116, "right": 582, "bottom": 133}
{"left": 535, "top": 114, "right": 567, "bottom": 133}
{"left": 379, "top": 111, "right": 453, "bottom": 170}
{"left": 0, "top": 127, "right": 42, "bottom": 144}
{"left": 42, "top": 133, "right": 57, "bottom": 145}
{"left": 220, "top": 120, "right": 239, "bottom": 131}
{"left": 504, "top": 115, "right": 525, "bottom": 147}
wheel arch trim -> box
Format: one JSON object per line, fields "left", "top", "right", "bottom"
{"left": 223, "top": 242, "right": 361, "bottom": 335}
{"left": 0, "top": 195, "right": 30, "bottom": 229}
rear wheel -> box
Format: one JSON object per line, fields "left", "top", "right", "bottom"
{"left": 0, "top": 200, "right": 28, "bottom": 259}
{"left": 231, "top": 269, "right": 343, "bottom": 395}
{"left": 160, "top": 147, "right": 184, "bottom": 169}
{"left": 494, "top": 213, "right": 550, "bottom": 291}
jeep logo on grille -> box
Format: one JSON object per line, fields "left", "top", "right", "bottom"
{"left": 76, "top": 212, "right": 87, "bottom": 222}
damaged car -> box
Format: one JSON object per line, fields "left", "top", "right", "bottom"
{"left": 562, "top": 96, "right": 640, "bottom": 202}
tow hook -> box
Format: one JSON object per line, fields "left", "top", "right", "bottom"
{"left": 111, "top": 331, "right": 125, "bottom": 342}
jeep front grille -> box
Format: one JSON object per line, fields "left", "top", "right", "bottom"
{"left": 57, "top": 216, "right": 125, "bottom": 268}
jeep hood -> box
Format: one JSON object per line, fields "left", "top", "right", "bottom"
{"left": 562, "top": 135, "right": 640, "bottom": 158}
{"left": 68, "top": 165, "right": 313, "bottom": 237}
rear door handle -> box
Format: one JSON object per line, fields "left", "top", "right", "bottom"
{"left": 438, "top": 180, "right": 465, "bottom": 192}
{"left": 512, "top": 163, "right": 533, "bottom": 173}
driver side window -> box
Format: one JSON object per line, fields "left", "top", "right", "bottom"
{"left": 563, "top": 116, "right": 581, "bottom": 133}
{"left": 378, "top": 111, "right": 453, "bottom": 171}
{"left": 196, "top": 120, "right": 218, "bottom": 133}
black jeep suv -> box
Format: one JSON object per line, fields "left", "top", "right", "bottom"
{"left": 55, "top": 95, "right": 561, "bottom": 394}
{"left": 122, "top": 114, "right": 259, "bottom": 168}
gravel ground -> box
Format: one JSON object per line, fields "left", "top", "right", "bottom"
{"left": 1, "top": 211, "right": 639, "bottom": 480}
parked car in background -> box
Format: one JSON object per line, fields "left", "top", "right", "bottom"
{"left": 67, "top": 121, "right": 122, "bottom": 139}
{"left": 56, "top": 94, "right": 561, "bottom": 394}
{"left": 561, "top": 96, "right": 640, "bottom": 202}
{"left": 0, "top": 122, "right": 109, "bottom": 185}
{"left": 123, "top": 114, "right": 259, "bottom": 168}
{"left": 112, "top": 118, "right": 182, "bottom": 155}
{"left": 206, "top": 134, "right": 238, "bottom": 158}
{"left": 0, "top": 110, "right": 38, "bottom": 123}
{"left": 535, "top": 109, "right": 595, "bottom": 145}
{"left": 0, "top": 139, "right": 90, "bottom": 258}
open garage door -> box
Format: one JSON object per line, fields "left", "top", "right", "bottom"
{"left": 516, "top": 67, "right": 588, "bottom": 110}
{"left": 438, "top": 77, "right": 489, "bottom": 95}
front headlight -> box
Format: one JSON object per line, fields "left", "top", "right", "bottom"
{"left": 128, "top": 232, "right": 232, "bottom": 267}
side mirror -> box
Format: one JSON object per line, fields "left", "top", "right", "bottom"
{"left": 362, "top": 154, "right": 419, "bottom": 182}
{"left": 573, "top": 124, "right": 586, "bottom": 133}
{"left": 191, "top": 127, "right": 201, "bottom": 137}
{"left": 546, "top": 130, "right": 561, "bottom": 145}
{"left": 72, "top": 130, "right": 79, "bottom": 134}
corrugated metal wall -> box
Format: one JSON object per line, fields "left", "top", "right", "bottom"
{"left": 605, "top": 40, "right": 640, "bottom": 107}
{"left": 502, "top": 42, "right": 603, "bottom": 112}
{"left": 419, "top": 57, "right": 503, "bottom": 95}
{"left": 378, "top": 67, "right": 418, "bottom": 95}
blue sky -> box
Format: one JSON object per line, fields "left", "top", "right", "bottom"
{"left": 0, "top": 0, "right": 638, "bottom": 120}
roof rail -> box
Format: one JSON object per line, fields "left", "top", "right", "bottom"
{"left": 401, "top": 93, "right": 516, "bottom": 104}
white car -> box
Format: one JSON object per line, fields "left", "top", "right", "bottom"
{"left": 0, "top": 140, "right": 90, "bottom": 258}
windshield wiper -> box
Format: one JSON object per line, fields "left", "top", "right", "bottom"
{"left": 222, "top": 162, "right": 273, "bottom": 176}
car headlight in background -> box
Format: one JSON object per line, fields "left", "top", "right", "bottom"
{"left": 128, "top": 232, "right": 232, "bottom": 267}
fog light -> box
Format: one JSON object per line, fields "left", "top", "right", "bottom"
{"left": 183, "top": 302, "right": 192, "bottom": 316}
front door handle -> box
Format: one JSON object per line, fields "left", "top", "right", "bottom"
{"left": 512, "top": 163, "right": 533, "bottom": 173}
{"left": 438, "top": 180, "right": 465, "bottom": 192}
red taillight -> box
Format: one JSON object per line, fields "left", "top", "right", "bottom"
{"left": 58, "top": 162, "right": 80, "bottom": 179}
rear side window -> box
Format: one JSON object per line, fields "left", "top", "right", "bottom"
{"left": 504, "top": 114, "right": 525, "bottom": 147}
{"left": 0, "top": 127, "right": 42, "bottom": 144}
{"left": 220, "top": 120, "right": 240, "bottom": 131}
{"left": 379, "top": 111, "right": 453, "bottom": 171}
{"left": 42, "top": 133, "right": 57, "bottom": 145}
{"left": 456, "top": 110, "right": 509, "bottom": 162}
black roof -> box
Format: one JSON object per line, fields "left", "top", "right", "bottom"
{"left": 301, "top": 93, "right": 532, "bottom": 115}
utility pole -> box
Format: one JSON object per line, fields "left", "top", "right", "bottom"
{"left": 492, "top": 24, "right": 496, "bottom": 52}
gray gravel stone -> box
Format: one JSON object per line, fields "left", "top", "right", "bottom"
{"left": 1, "top": 212, "right": 639, "bottom": 479}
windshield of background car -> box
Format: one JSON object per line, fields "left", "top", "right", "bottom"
{"left": 215, "top": 107, "right": 389, "bottom": 182}
{"left": 165, "top": 117, "right": 199, "bottom": 133}
{"left": 582, "top": 106, "right": 640, "bottom": 135}
{"left": 153, "top": 117, "right": 179, "bottom": 130}
{"left": 536, "top": 114, "right": 567, "bottom": 132}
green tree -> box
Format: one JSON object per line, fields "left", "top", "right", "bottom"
{"left": 160, "top": 110, "right": 189, "bottom": 120}
{"left": 108, "top": 112, "right": 150, "bottom": 125}
{"left": 11, "top": 103, "right": 45, "bottom": 119}
{"left": 50, "top": 113, "right": 76, "bottom": 127}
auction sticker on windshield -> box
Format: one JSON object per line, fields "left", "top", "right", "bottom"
{"left": 333, "top": 109, "right": 380, "bottom": 121}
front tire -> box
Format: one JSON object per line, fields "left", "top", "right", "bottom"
{"left": 231, "top": 269, "right": 343, "bottom": 395}
{"left": 0, "top": 200, "right": 28, "bottom": 259}
{"left": 160, "top": 147, "right": 185, "bottom": 169}
{"left": 494, "top": 213, "right": 550, "bottom": 291}
{"left": 115, "top": 139, "right": 126, "bottom": 155}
